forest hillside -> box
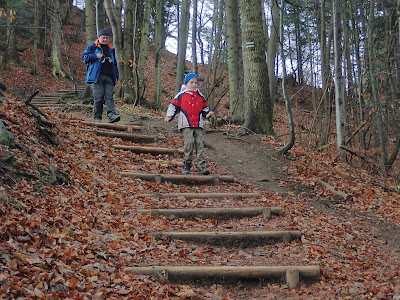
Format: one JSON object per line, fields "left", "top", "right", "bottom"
{"left": 1, "top": 7, "right": 400, "bottom": 300}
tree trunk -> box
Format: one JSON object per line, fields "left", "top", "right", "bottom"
{"left": 332, "top": 0, "right": 345, "bottom": 153}
{"left": 5, "top": 0, "right": 20, "bottom": 65}
{"left": 368, "top": 0, "right": 388, "bottom": 171}
{"left": 319, "top": 0, "right": 332, "bottom": 146}
{"left": 85, "top": 0, "right": 97, "bottom": 45}
{"left": 104, "top": 0, "right": 123, "bottom": 78}
{"left": 154, "top": 0, "right": 163, "bottom": 105}
{"left": 175, "top": 0, "right": 191, "bottom": 93}
{"left": 305, "top": 0, "right": 316, "bottom": 112}
{"left": 122, "top": 0, "right": 136, "bottom": 104}
{"left": 50, "top": 0, "right": 68, "bottom": 78}
{"left": 206, "top": 0, "right": 224, "bottom": 110}
{"left": 294, "top": 6, "right": 304, "bottom": 84}
{"left": 191, "top": 0, "right": 198, "bottom": 74}
{"left": 225, "top": 0, "right": 244, "bottom": 123}
{"left": 204, "top": 0, "right": 218, "bottom": 98}
{"left": 136, "top": 0, "right": 152, "bottom": 102}
{"left": 278, "top": 0, "right": 295, "bottom": 155}
{"left": 32, "top": 0, "right": 39, "bottom": 75}
{"left": 239, "top": 0, "right": 273, "bottom": 135}
{"left": 267, "top": 0, "right": 279, "bottom": 108}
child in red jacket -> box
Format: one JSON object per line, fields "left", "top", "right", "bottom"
{"left": 165, "top": 73, "right": 214, "bottom": 175}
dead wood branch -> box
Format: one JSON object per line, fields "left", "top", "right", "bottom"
{"left": 15, "top": 143, "right": 38, "bottom": 160}
{"left": 345, "top": 109, "right": 374, "bottom": 146}
{"left": 24, "top": 90, "right": 40, "bottom": 104}
{"left": 24, "top": 91, "right": 50, "bottom": 120}
{"left": 316, "top": 179, "right": 353, "bottom": 201}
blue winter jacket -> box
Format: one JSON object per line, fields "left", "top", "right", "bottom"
{"left": 81, "top": 39, "right": 119, "bottom": 84}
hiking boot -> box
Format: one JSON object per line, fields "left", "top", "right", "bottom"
{"left": 182, "top": 160, "right": 192, "bottom": 175}
{"left": 197, "top": 166, "right": 210, "bottom": 175}
{"left": 94, "top": 117, "right": 102, "bottom": 123}
{"left": 109, "top": 114, "right": 120, "bottom": 123}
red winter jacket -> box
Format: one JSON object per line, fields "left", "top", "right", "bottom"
{"left": 166, "top": 88, "right": 212, "bottom": 130}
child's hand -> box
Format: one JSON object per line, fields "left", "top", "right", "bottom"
{"left": 206, "top": 111, "right": 214, "bottom": 118}
{"left": 164, "top": 116, "right": 172, "bottom": 122}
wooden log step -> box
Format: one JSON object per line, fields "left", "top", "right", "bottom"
{"left": 94, "top": 130, "right": 164, "bottom": 143}
{"left": 31, "top": 101, "right": 61, "bottom": 104}
{"left": 114, "top": 145, "right": 184, "bottom": 156}
{"left": 120, "top": 172, "right": 234, "bottom": 184}
{"left": 34, "top": 95, "right": 62, "bottom": 99}
{"left": 155, "top": 230, "right": 301, "bottom": 247}
{"left": 137, "top": 207, "right": 283, "bottom": 220}
{"left": 123, "top": 265, "right": 320, "bottom": 288}
{"left": 142, "top": 159, "right": 184, "bottom": 167}
{"left": 81, "top": 121, "right": 141, "bottom": 132}
{"left": 31, "top": 104, "right": 63, "bottom": 108}
{"left": 138, "top": 192, "right": 259, "bottom": 199}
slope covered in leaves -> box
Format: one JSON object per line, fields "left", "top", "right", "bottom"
{"left": 0, "top": 89, "right": 399, "bottom": 299}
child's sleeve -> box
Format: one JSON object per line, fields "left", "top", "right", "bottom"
{"left": 165, "top": 102, "right": 177, "bottom": 120}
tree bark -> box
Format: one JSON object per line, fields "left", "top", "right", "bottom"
{"left": 225, "top": 0, "right": 244, "bottom": 123}
{"left": 122, "top": 0, "right": 136, "bottom": 104}
{"left": 50, "top": 0, "right": 68, "bottom": 78}
{"left": 278, "top": 0, "right": 295, "bottom": 155}
{"left": 175, "top": 0, "right": 191, "bottom": 93}
{"left": 104, "top": 0, "right": 123, "bottom": 78}
{"left": 267, "top": 0, "right": 279, "bottom": 109}
{"left": 154, "top": 0, "right": 164, "bottom": 105}
{"left": 137, "top": 0, "right": 152, "bottom": 101}
{"left": 191, "top": 0, "right": 198, "bottom": 74}
{"left": 368, "top": 0, "right": 388, "bottom": 171}
{"left": 332, "top": 0, "right": 345, "bottom": 155}
{"left": 239, "top": 0, "right": 273, "bottom": 134}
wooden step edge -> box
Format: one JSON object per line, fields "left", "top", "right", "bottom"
{"left": 137, "top": 207, "right": 284, "bottom": 219}
{"left": 120, "top": 172, "right": 234, "bottom": 184}
{"left": 113, "top": 144, "right": 184, "bottom": 155}
{"left": 155, "top": 230, "right": 301, "bottom": 246}
{"left": 94, "top": 130, "right": 165, "bottom": 142}
{"left": 137, "top": 192, "right": 260, "bottom": 199}
{"left": 81, "top": 121, "right": 142, "bottom": 131}
{"left": 124, "top": 265, "right": 320, "bottom": 289}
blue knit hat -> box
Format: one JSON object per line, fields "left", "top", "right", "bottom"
{"left": 184, "top": 73, "right": 199, "bottom": 85}
{"left": 98, "top": 29, "right": 110, "bottom": 37}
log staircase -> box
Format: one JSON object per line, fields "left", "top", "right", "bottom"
{"left": 29, "top": 86, "right": 85, "bottom": 109}
{"left": 76, "top": 118, "right": 321, "bottom": 289}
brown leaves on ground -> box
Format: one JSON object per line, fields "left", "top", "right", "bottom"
{"left": 0, "top": 92, "right": 399, "bottom": 299}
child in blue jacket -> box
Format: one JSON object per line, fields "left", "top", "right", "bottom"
{"left": 165, "top": 73, "right": 214, "bottom": 175}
